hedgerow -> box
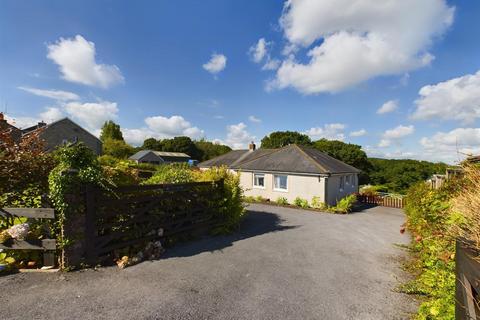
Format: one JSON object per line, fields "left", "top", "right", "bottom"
{"left": 402, "top": 178, "right": 464, "bottom": 319}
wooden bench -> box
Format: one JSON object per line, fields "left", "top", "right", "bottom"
{"left": 0, "top": 208, "right": 56, "bottom": 268}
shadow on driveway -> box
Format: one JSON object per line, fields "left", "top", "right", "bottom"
{"left": 162, "top": 209, "right": 298, "bottom": 259}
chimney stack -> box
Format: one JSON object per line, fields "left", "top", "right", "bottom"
{"left": 0, "top": 112, "right": 4, "bottom": 121}
{"left": 248, "top": 141, "right": 256, "bottom": 151}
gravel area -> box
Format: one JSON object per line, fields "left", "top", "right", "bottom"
{"left": 0, "top": 203, "right": 417, "bottom": 320}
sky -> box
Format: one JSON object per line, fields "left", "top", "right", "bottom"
{"left": 1, "top": 0, "right": 480, "bottom": 164}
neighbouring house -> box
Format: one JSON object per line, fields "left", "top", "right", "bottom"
{"left": 0, "top": 112, "right": 22, "bottom": 143}
{"left": 22, "top": 118, "right": 103, "bottom": 155}
{"left": 198, "top": 143, "right": 360, "bottom": 206}
{"left": 129, "top": 150, "right": 191, "bottom": 165}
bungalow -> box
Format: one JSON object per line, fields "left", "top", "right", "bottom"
{"left": 0, "top": 112, "right": 22, "bottom": 143}
{"left": 129, "top": 150, "right": 191, "bottom": 165}
{"left": 198, "top": 143, "right": 360, "bottom": 206}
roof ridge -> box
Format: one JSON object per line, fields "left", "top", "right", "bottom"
{"left": 231, "top": 148, "right": 277, "bottom": 168}
{"left": 293, "top": 144, "right": 330, "bottom": 174}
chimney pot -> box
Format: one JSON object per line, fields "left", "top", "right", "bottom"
{"left": 0, "top": 112, "right": 4, "bottom": 121}
{"left": 248, "top": 141, "right": 256, "bottom": 151}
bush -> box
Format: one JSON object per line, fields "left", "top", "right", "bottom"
{"left": 293, "top": 197, "right": 309, "bottom": 208}
{"left": 143, "top": 163, "right": 194, "bottom": 184}
{"left": 275, "top": 197, "right": 289, "bottom": 205}
{"left": 193, "top": 166, "right": 245, "bottom": 233}
{"left": 102, "top": 160, "right": 140, "bottom": 186}
{"left": 311, "top": 196, "right": 326, "bottom": 210}
{"left": 402, "top": 180, "right": 460, "bottom": 319}
{"left": 328, "top": 194, "right": 356, "bottom": 214}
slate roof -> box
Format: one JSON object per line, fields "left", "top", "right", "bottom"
{"left": 198, "top": 144, "right": 360, "bottom": 175}
{"left": 21, "top": 118, "right": 101, "bottom": 143}
{"left": 129, "top": 150, "right": 190, "bottom": 161}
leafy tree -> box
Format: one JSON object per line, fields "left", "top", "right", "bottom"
{"left": 195, "top": 139, "right": 231, "bottom": 161}
{"left": 100, "top": 120, "right": 124, "bottom": 142}
{"left": 102, "top": 138, "right": 135, "bottom": 159}
{"left": 368, "top": 158, "right": 448, "bottom": 193}
{"left": 0, "top": 128, "right": 55, "bottom": 198}
{"left": 313, "top": 139, "right": 372, "bottom": 183}
{"left": 142, "top": 138, "right": 161, "bottom": 150}
{"left": 260, "top": 131, "right": 312, "bottom": 148}
{"left": 161, "top": 136, "right": 203, "bottom": 160}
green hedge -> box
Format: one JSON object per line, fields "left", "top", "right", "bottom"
{"left": 402, "top": 181, "right": 462, "bottom": 319}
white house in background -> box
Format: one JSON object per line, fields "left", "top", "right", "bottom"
{"left": 198, "top": 143, "right": 360, "bottom": 206}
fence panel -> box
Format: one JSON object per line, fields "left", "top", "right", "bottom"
{"left": 84, "top": 179, "right": 225, "bottom": 265}
{"left": 0, "top": 207, "right": 56, "bottom": 267}
{"left": 357, "top": 194, "right": 405, "bottom": 209}
{"left": 456, "top": 240, "right": 480, "bottom": 319}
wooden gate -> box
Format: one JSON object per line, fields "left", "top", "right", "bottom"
{"left": 84, "top": 180, "right": 225, "bottom": 265}
{"left": 357, "top": 194, "right": 405, "bottom": 209}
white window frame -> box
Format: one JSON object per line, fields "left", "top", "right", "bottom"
{"left": 253, "top": 173, "right": 265, "bottom": 189}
{"left": 339, "top": 176, "right": 345, "bottom": 191}
{"left": 345, "top": 175, "right": 351, "bottom": 185}
{"left": 273, "top": 174, "right": 288, "bottom": 192}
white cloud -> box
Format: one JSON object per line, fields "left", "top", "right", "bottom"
{"left": 4, "top": 115, "right": 39, "bottom": 129}
{"left": 47, "top": 35, "right": 124, "bottom": 88}
{"left": 268, "top": 0, "right": 454, "bottom": 94}
{"left": 226, "top": 122, "right": 255, "bottom": 149}
{"left": 420, "top": 128, "right": 480, "bottom": 163}
{"left": 377, "top": 100, "right": 398, "bottom": 114}
{"left": 305, "top": 123, "right": 346, "bottom": 141}
{"left": 203, "top": 53, "right": 227, "bottom": 75}
{"left": 39, "top": 107, "right": 64, "bottom": 123}
{"left": 412, "top": 70, "right": 480, "bottom": 124}
{"left": 248, "top": 115, "right": 262, "bottom": 123}
{"left": 249, "top": 38, "right": 270, "bottom": 63}
{"left": 350, "top": 129, "right": 367, "bottom": 137}
{"left": 262, "top": 58, "right": 281, "bottom": 71}
{"left": 123, "top": 115, "right": 205, "bottom": 145}
{"left": 64, "top": 100, "right": 118, "bottom": 130}
{"left": 18, "top": 86, "right": 79, "bottom": 101}
{"left": 379, "top": 124, "right": 415, "bottom": 147}
{"left": 364, "top": 145, "right": 416, "bottom": 159}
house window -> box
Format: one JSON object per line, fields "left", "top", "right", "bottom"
{"left": 339, "top": 176, "right": 345, "bottom": 191}
{"left": 273, "top": 174, "right": 288, "bottom": 191}
{"left": 253, "top": 173, "right": 265, "bottom": 188}
{"left": 345, "top": 175, "right": 351, "bottom": 185}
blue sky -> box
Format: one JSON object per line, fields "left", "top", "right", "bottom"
{"left": 1, "top": 0, "right": 480, "bottom": 163}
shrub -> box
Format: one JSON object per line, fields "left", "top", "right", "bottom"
{"left": 193, "top": 166, "right": 245, "bottom": 233}
{"left": 293, "top": 197, "right": 309, "bottom": 208}
{"left": 244, "top": 196, "right": 256, "bottom": 203}
{"left": 256, "top": 195, "right": 269, "bottom": 202}
{"left": 143, "top": 163, "right": 194, "bottom": 184}
{"left": 311, "top": 196, "right": 326, "bottom": 210}
{"left": 102, "top": 160, "right": 140, "bottom": 186}
{"left": 401, "top": 180, "right": 460, "bottom": 319}
{"left": 275, "top": 197, "right": 289, "bottom": 205}
{"left": 328, "top": 194, "right": 357, "bottom": 214}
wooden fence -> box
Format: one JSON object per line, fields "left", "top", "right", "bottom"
{"left": 83, "top": 179, "right": 225, "bottom": 265}
{"left": 456, "top": 240, "right": 480, "bottom": 319}
{"left": 0, "top": 208, "right": 56, "bottom": 267}
{"left": 357, "top": 194, "right": 405, "bottom": 209}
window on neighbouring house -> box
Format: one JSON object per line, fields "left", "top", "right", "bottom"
{"left": 346, "top": 175, "right": 351, "bottom": 185}
{"left": 253, "top": 173, "right": 265, "bottom": 188}
{"left": 339, "top": 176, "right": 345, "bottom": 190}
{"left": 273, "top": 175, "right": 288, "bottom": 191}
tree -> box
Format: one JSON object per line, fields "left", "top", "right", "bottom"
{"left": 142, "top": 138, "right": 161, "bottom": 150}
{"left": 102, "top": 138, "right": 135, "bottom": 159}
{"left": 161, "top": 136, "right": 202, "bottom": 160}
{"left": 313, "top": 139, "right": 372, "bottom": 183}
{"left": 100, "top": 120, "right": 124, "bottom": 142}
{"left": 195, "top": 139, "right": 231, "bottom": 161}
{"left": 260, "top": 131, "right": 312, "bottom": 149}
{"left": 368, "top": 158, "right": 448, "bottom": 193}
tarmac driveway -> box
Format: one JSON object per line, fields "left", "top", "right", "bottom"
{"left": 0, "top": 203, "right": 416, "bottom": 320}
